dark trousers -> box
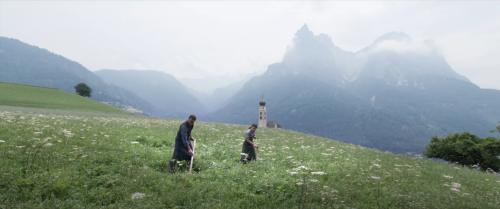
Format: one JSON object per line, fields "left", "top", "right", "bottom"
{"left": 168, "top": 145, "right": 193, "bottom": 171}
{"left": 168, "top": 150, "right": 179, "bottom": 170}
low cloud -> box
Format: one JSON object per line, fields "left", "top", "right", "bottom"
{"left": 371, "top": 40, "right": 435, "bottom": 55}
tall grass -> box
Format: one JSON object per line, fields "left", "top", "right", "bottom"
{"left": 0, "top": 111, "right": 499, "bottom": 208}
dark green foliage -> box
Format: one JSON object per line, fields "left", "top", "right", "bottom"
{"left": 74, "top": 83, "right": 92, "bottom": 97}
{"left": 423, "top": 132, "right": 500, "bottom": 171}
{"left": 491, "top": 122, "right": 500, "bottom": 134}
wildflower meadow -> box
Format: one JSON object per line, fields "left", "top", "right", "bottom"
{"left": 0, "top": 111, "right": 499, "bottom": 208}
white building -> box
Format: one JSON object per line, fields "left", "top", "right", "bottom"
{"left": 258, "top": 96, "right": 267, "bottom": 128}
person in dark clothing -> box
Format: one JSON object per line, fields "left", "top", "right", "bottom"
{"left": 168, "top": 115, "right": 197, "bottom": 172}
{"left": 241, "top": 123, "right": 258, "bottom": 162}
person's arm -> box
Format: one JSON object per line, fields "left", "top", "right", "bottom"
{"left": 245, "top": 137, "right": 258, "bottom": 147}
{"left": 189, "top": 135, "right": 195, "bottom": 141}
{"left": 181, "top": 125, "right": 193, "bottom": 154}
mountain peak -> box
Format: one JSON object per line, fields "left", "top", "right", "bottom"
{"left": 374, "top": 32, "right": 411, "bottom": 44}
{"left": 295, "top": 24, "right": 314, "bottom": 38}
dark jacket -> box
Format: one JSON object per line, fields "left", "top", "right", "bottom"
{"left": 174, "top": 121, "right": 194, "bottom": 161}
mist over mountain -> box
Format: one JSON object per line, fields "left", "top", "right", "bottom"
{"left": 94, "top": 69, "right": 208, "bottom": 117}
{"left": 187, "top": 80, "right": 247, "bottom": 113}
{"left": 279, "top": 25, "right": 344, "bottom": 85}
{"left": 203, "top": 25, "right": 500, "bottom": 154}
{"left": 0, "top": 37, "right": 158, "bottom": 115}
{"left": 351, "top": 32, "right": 470, "bottom": 85}
{"left": 179, "top": 72, "right": 260, "bottom": 94}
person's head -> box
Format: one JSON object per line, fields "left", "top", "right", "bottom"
{"left": 188, "top": 115, "right": 196, "bottom": 125}
{"left": 249, "top": 123, "right": 258, "bottom": 131}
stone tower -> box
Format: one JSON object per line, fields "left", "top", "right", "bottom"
{"left": 258, "top": 95, "right": 267, "bottom": 128}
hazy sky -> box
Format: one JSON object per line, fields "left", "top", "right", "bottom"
{"left": 1, "top": 1, "right": 499, "bottom": 90}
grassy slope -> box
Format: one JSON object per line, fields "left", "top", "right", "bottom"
{"left": 0, "top": 112, "right": 499, "bottom": 209}
{"left": 0, "top": 82, "right": 135, "bottom": 115}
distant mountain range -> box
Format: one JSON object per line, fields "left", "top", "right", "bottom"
{"left": 203, "top": 24, "right": 500, "bottom": 154}
{"left": 94, "top": 69, "right": 208, "bottom": 117}
{"left": 0, "top": 37, "right": 158, "bottom": 116}
{"left": 1, "top": 24, "right": 498, "bottom": 154}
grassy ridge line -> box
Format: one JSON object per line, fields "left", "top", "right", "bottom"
{"left": 0, "top": 112, "right": 499, "bottom": 208}
{"left": 0, "top": 105, "right": 146, "bottom": 118}
{"left": 0, "top": 81, "right": 59, "bottom": 90}
{"left": 0, "top": 82, "right": 135, "bottom": 115}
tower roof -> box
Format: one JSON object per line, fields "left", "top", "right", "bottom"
{"left": 259, "top": 94, "right": 266, "bottom": 106}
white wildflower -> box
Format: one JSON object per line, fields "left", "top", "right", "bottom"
{"left": 450, "top": 188, "right": 460, "bottom": 192}
{"left": 443, "top": 175, "right": 453, "bottom": 179}
{"left": 293, "top": 166, "right": 310, "bottom": 171}
{"left": 44, "top": 143, "right": 53, "bottom": 147}
{"left": 451, "top": 183, "right": 461, "bottom": 188}
{"left": 34, "top": 132, "right": 42, "bottom": 135}
{"left": 370, "top": 176, "right": 380, "bottom": 180}
{"left": 287, "top": 156, "right": 294, "bottom": 159}
{"left": 0, "top": 140, "right": 4, "bottom": 143}
{"left": 394, "top": 164, "right": 402, "bottom": 167}
{"left": 104, "top": 135, "right": 109, "bottom": 138}
{"left": 16, "top": 146, "right": 25, "bottom": 148}
{"left": 373, "top": 164, "right": 381, "bottom": 167}
{"left": 309, "top": 179, "right": 319, "bottom": 183}
{"left": 462, "top": 193, "right": 470, "bottom": 196}
{"left": 444, "top": 184, "right": 450, "bottom": 187}
{"left": 311, "top": 172, "right": 326, "bottom": 175}
{"left": 296, "top": 182, "right": 304, "bottom": 185}
{"left": 131, "top": 141, "right": 139, "bottom": 144}
{"left": 289, "top": 172, "right": 298, "bottom": 175}
{"left": 321, "top": 153, "right": 332, "bottom": 156}
{"left": 131, "top": 192, "right": 146, "bottom": 200}
{"left": 81, "top": 155, "right": 88, "bottom": 158}
{"left": 323, "top": 186, "right": 329, "bottom": 189}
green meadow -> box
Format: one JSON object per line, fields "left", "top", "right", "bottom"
{"left": 1, "top": 111, "right": 499, "bottom": 208}
{"left": 0, "top": 82, "right": 135, "bottom": 115}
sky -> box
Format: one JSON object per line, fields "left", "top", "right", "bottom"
{"left": 1, "top": 1, "right": 499, "bottom": 92}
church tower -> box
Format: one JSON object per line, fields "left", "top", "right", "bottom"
{"left": 258, "top": 95, "right": 267, "bottom": 128}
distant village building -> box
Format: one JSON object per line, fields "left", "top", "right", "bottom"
{"left": 267, "top": 122, "right": 278, "bottom": 128}
{"left": 258, "top": 95, "right": 267, "bottom": 128}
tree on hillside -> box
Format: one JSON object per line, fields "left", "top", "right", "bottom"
{"left": 423, "top": 132, "right": 500, "bottom": 172}
{"left": 491, "top": 122, "right": 500, "bottom": 134}
{"left": 75, "top": 83, "right": 92, "bottom": 97}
